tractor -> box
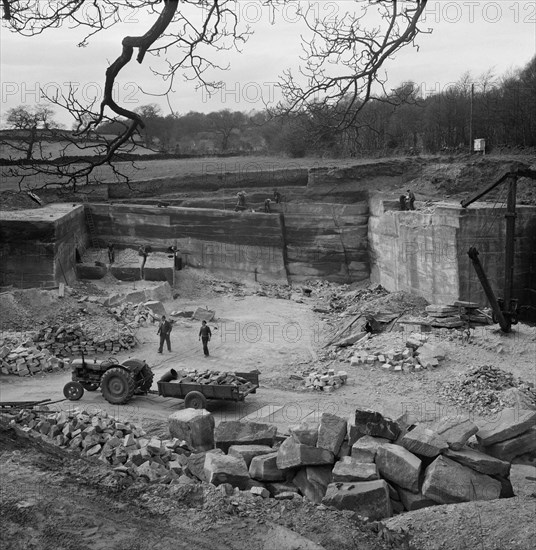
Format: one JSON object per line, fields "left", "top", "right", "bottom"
{"left": 63, "top": 356, "right": 154, "bottom": 405}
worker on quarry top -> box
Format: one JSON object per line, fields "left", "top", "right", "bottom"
{"left": 235, "top": 191, "right": 246, "bottom": 211}
{"left": 264, "top": 198, "right": 272, "bottom": 213}
{"left": 138, "top": 245, "right": 149, "bottom": 279}
{"left": 107, "top": 243, "right": 115, "bottom": 265}
{"left": 273, "top": 189, "right": 281, "bottom": 204}
{"left": 406, "top": 189, "right": 416, "bottom": 210}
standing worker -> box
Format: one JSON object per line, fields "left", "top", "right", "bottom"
{"left": 139, "top": 245, "right": 149, "bottom": 279}
{"left": 198, "top": 320, "right": 212, "bottom": 357}
{"left": 107, "top": 243, "right": 115, "bottom": 265}
{"left": 406, "top": 189, "right": 416, "bottom": 210}
{"left": 264, "top": 198, "right": 272, "bottom": 213}
{"left": 399, "top": 194, "right": 407, "bottom": 211}
{"left": 273, "top": 189, "right": 281, "bottom": 204}
{"left": 157, "top": 315, "right": 173, "bottom": 353}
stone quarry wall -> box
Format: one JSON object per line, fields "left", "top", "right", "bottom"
{"left": 282, "top": 203, "right": 369, "bottom": 283}
{"left": 0, "top": 205, "right": 89, "bottom": 288}
{"left": 369, "top": 197, "right": 536, "bottom": 306}
{"left": 89, "top": 204, "right": 288, "bottom": 284}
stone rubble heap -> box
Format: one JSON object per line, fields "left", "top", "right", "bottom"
{"left": 438, "top": 365, "right": 536, "bottom": 415}
{"left": 10, "top": 405, "right": 536, "bottom": 522}
{"left": 350, "top": 332, "right": 446, "bottom": 372}
{"left": 302, "top": 368, "right": 348, "bottom": 392}
{"left": 108, "top": 301, "right": 161, "bottom": 329}
{"left": 0, "top": 344, "right": 64, "bottom": 376}
{"left": 171, "top": 370, "right": 256, "bottom": 390}
{"left": 33, "top": 322, "right": 136, "bottom": 357}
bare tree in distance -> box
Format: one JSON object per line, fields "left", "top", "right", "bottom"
{"left": 1, "top": 0, "right": 430, "bottom": 189}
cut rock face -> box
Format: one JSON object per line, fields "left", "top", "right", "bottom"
{"left": 249, "top": 452, "right": 285, "bottom": 481}
{"left": 227, "top": 445, "right": 274, "bottom": 468}
{"left": 293, "top": 466, "right": 332, "bottom": 504}
{"left": 422, "top": 455, "right": 501, "bottom": 504}
{"left": 353, "top": 409, "right": 400, "bottom": 441}
{"left": 204, "top": 453, "right": 250, "bottom": 490}
{"left": 168, "top": 409, "right": 215, "bottom": 452}
{"left": 375, "top": 443, "right": 421, "bottom": 493}
{"left": 214, "top": 421, "right": 277, "bottom": 453}
{"left": 400, "top": 425, "right": 448, "bottom": 457}
{"left": 289, "top": 422, "right": 319, "bottom": 447}
{"left": 483, "top": 427, "right": 536, "bottom": 462}
{"left": 476, "top": 409, "right": 536, "bottom": 446}
{"left": 332, "top": 457, "right": 379, "bottom": 482}
{"left": 444, "top": 447, "right": 510, "bottom": 476}
{"left": 276, "top": 437, "right": 335, "bottom": 470}
{"left": 428, "top": 415, "right": 478, "bottom": 450}
{"left": 351, "top": 435, "right": 389, "bottom": 463}
{"left": 322, "top": 481, "right": 392, "bottom": 520}
{"left": 317, "top": 413, "right": 347, "bottom": 454}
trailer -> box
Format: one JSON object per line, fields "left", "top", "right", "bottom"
{"left": 156, "top": 370, "right": 259, "bottom": 409}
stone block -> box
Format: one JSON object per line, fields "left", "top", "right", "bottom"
{"left": 169, "top": 409, "right": 215, "bottom": 452}
{"left": 317, "top": 413, "right": 347, "bottom": 454}
{"left": 476, "top": 409, "right": 536, "bottom": 446}
{"left": 250, "top": 486, "right": 270, "bottom": 498}
{"left": 276, "top": 437, "right": 335, "bottom": 470}
{"left": 351, "top": 435, "right": 389, "bottom": 463}
{"left": 397, "top": 487, "right": 438, "bottom": 511}
{"left": 144, "top": 300, "right": 166, "bottom": 317}
{"left": 228, "top": 444, "right": 274, "bottom": 468}
{"left": 422, "top": 455, "right": 501, "bottom": 504}
{"left": 249, "top": 452, "right": 285, "bottom": 481}
{"left": 214, "top": 421, "right": 277, "bottom": 453}
{"left": 186, "top": 449, "right": 224, "bottom": 481}
{"left": 376, "top": 444, "right": 421, "bottom": 493}
{"left": 353, "top": 409, "right": 400, "bottom": 441}
{"left": 265, "top": 482, "right": 300, "bottom": 497}
{"left": 400, "top": 425, "right": 448, "bottom": 457}
{"left": 204, "top": 453, "right": 250, "bottom": 490}
{"left": 332, "top": 457, "right": 379, "bottom": 482}
{"left": 428, "top": 415, "right": 479, "bottom": 450}
{"left": 289, "top": 422, "right": 319, "bottom": 446}
{"left": 293, "top": 466, "right": 333, "bottom": 504}
{"left": 484, "top": 427, "right": 536, "bottom": 462}
{"left": 444, "top": 447, "right": 510, "bottom": 476}
{"left": 322, "top": 481, "right": 392, "bottom": 520}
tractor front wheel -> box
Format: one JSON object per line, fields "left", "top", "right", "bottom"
{"left": 101, "top": 367, "right": 136, "bottom": 405}
{"left": 64, "top": 382, "right": 84, "bottom": 401}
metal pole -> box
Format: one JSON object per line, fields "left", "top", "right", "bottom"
{"left": 469, "top": 83, "right": 474, "bottom": 154}
{"left": 503, "top": 176, "right": 517, "bottom": 307}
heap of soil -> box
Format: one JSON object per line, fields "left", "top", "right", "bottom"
{"left": 0, "top": 190, "right": 43, "bottom": 211}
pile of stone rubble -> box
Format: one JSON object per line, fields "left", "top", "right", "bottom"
{"left": 33, "top": 322, "right": 136, "bottom": 357}
{"left": 9, "top": 405, "right": 536, "bottom": 521}
{"left": 302, "top": 368, "right": 348, "bottom": 392}
{"left": 350, "top": 332, "right": 446, "bottom": 372}
{"left": 0, "top": 344, "right": 64, "bottom": 376}
{"left": 108, "top": 301, "right": 161, "bottom": 328}
{"left": 171, "top": 370, "right": 255, "bottom": 389}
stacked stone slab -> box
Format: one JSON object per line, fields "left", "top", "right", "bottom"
{"left": 11, "top": 405, "right": 536, "bottom": 522}
{"left": 0, "top": 344, "right": 64, "bottom": 376}
{"left": 303, "top": 368, "right": 348, "bottom": 392}
{"left": 350, "top": 333, "right": 446, "bottom": 373}
{"left": 33, "top": 322, "right": 136, "bottom": 357}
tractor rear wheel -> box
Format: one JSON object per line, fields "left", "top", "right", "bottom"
{"left": 101, "top": 367, "right": 136, "bottom": 405}
{"left": 64, "top": 382, "right": 84, "bottom": 401}
{"left": 184, "top": 391, "right": 207, "bottom": 410}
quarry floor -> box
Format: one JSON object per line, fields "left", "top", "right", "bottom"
{"left": 1, "top": 269, "right": 535, "bottom": 549}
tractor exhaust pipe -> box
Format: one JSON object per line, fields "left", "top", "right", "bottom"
{"left": 159, "top": 369, "right": 178, "bottom": 382}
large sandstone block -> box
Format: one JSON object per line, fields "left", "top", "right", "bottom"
{"left": 214, "top": 421, "right": 277, "bottom": 453}
{"left": 397, "top": 487, "right": 438, "bottom": 511}
{"left": 293, "top": 466, "right": 333, "bottom": 504}
{"left": 265, "top": 482, "right": 300, "bottom": 497}
{"left": 322, "top": 481, "right": 392, "bottom": 520}
{"left": 332, "top": 457, "right": 379, "bottom": 482}
{"left": 249, "top": 452, "right": 285, "bottom": 481}
{"left": 228, "top": 445, "right": 274, "bottom": 468}
{"left": 484, "top": 427, "right": 536, "bottom": 462}
{"left": 352, "top": 409, "right": 400, "bottom": 441}
{"left": 168, "top": 409, "right": 214, "bottom": 452}
{"left": 204, "top": 453, "right": 250, "bottom": 489}
{"left": 277, "top": 437, "right": 335, "bottom": 470}
{"left": 351, "top": 435, "right": 389, "bottom": 462}
{"left": 376, "top": 444, "right": 421, "bottom": 493}
{"left": 422, "top": 455, "right": 501, "bottom": 504}
{"left": 317, "top": 413, "right": 347, "bottom": 454}
{"left": 185, "top": 449, "right": 224, "bottom": 481}
{"left": 428, "top": 415, "right": 478, "bottom": 450}
{"left": 144, "top": 300, "right": 166, "bottom": 317}
{"left": 476, "top": 409, "right": 536, "bottom": 446}
{"left": 400, "top": 425, "right": 448, "bottom": 457}
{"left": 289, "top": 422, "right": 319, "bottom": 446}
{"left": 444, "top": 447, "right": 510, "bottom": 476}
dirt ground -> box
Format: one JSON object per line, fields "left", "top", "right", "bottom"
{"left": 1, "top": 269, "right": 535, "bottom": 549}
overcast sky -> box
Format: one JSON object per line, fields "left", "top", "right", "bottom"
{"left": 0, "top": 0, "right": 535, "bottom": 127}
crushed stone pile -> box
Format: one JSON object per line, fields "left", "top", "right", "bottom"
{"left": 108, "top": 301, "right": 160, "bottom": 328}
{"left": 0, "top": 343, "right": 64, "bottom": 376}
{"left": 437, "top": 365, "right": 536, "bottom": 415}
{"left": 169, "top": 369, "right": 256, "bottom": 390}
{"left": 34, "top": 322, "right": 136, "bottom": 358}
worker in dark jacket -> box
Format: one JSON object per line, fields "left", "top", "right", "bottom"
{"left": 406, "top": 189, "right": 416, "bottom": 210}
{"left": 198, "top": 320, "right": 212, "bottom": 356}
{"left": 264, "top": 198, "right": 272, "bottom": 213}
{"left": 139, "top": 245, "right": 149, "bottom": 279}
{"left": 157, "top": 315, "right": 172, "bottom": 353}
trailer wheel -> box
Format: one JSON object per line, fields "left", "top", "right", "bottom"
{"left": 101, "top": 367, "right": 136, "bottom": 405}
{"left": 80, "top": 382, "right": 99, "bottom": 391}
{"left": 64, "top": 382, "right": 84, "bottom": 401}
{"left": 184, "top": 391, "right": 207, "bottom": 410}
